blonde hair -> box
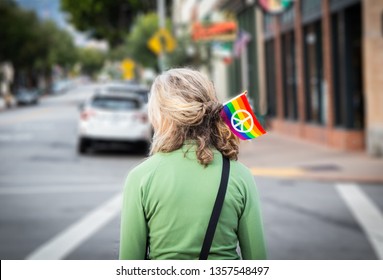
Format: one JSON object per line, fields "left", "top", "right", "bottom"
{"left": 148, "top": 68, "right": 239, "bottom": 166}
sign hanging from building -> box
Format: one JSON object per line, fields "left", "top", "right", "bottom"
{"left": 192, "top": 22, "right": 237, "bottom": 42}
{"left": 256, "top": 0, "right": 294, "bottom": 15}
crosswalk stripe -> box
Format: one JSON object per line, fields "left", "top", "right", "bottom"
{"left": 25, "top": 193, "right": 122, "bottom": 260}
{"left": 336, "top": 183, "right": 383, "bottom": 259}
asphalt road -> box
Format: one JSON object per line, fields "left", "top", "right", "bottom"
{"left": 0, "top": 84, "right": 382, "bottom": 260}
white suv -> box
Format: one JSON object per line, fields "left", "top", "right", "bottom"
{"left": 77, "top": 91, "right": 152, "bottom": 154}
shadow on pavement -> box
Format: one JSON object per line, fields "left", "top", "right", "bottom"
{"left": 80, "top": 143, "right": 149, "bottom": 158}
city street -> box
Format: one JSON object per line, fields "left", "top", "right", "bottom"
{"left": 0, "top": 84, "right": 382, "bottom": 260}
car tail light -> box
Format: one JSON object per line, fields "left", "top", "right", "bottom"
{"left": 81, "top": 110, "right": 96, "bottom": 121}
{"left": 134, "top": 112, "right": 148, "bottom": 123}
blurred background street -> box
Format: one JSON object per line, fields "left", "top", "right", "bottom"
{"left": 1, "top": 0, "right": 383, "bottom": 260}
{"left": 0, "top": 83, "right": 382, "bottom": 260}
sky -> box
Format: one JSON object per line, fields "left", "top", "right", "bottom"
{"left": 14, "top": 0, "right": 108, "bottom": 50}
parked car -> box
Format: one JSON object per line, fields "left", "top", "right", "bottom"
{"left": 77, "top": 91, "right": 151, "bottom": 154}
{"left": 15, "top": 88, "right": 39, "bottom": 105}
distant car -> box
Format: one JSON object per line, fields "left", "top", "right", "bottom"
{"left": 15, "top": 88, "right": 39, "bottom": 105}
{"left": 77, "top": 91, "right": 152, "bottom": 154}
{"left": 52, "top": 79, "right": 72, "bottom": 94}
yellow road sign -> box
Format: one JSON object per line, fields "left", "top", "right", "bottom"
{"left": 147, "top": 28, "right": 177, "bottom": 55}
{"left": 121, "top": 59, "right": 135, "bottom": 80}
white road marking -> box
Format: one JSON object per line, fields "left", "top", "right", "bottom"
{"left": 26, "top": 193, "right": 122, "bottom": 260}
{"left": 0, "top": 133, "right": 33, "bottom": 142}
{"left": 336, "top": 183, "right": 383, "bottom": 259}
{"left": 0, "top": 185, "right": 117, "bottom": 195}
{"left": 14, "top": 123, "right": 55, "bottom": 131}
{"left": 0, "top": 108, "right": 53, "bottom": 126}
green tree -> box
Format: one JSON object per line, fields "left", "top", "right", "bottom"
{"left": 166, "top": 33, "right": 205, "bottom": 69}
{"left": 124, "top": 12, "right": 160, "bottom": 70}
{"left": 77, "top": 48, "right": 106, "bottom": 77}
{"left": 40, "top": 20, "right": 78, "bottom": 69}
{"left": 0, "top": 0, "right": 42, "bottom": 68}
{"left": 0, "top": 0, "right": 78, "bottom": 88}
{"left": 122, "top": 12, "right": 203, "bottom": 72}
{"left": 61, "top": 0, "right": 157, "bottom": 47}
{"left": 108, "top": 44, "right": 130, "bottom": 61}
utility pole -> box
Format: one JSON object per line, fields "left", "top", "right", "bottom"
{"left": 157, "top": 0, "right": 166, "bottom": 72}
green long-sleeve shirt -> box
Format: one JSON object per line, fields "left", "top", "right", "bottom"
{"left": 119, "top": 143, "right": 267, "bottom": 260}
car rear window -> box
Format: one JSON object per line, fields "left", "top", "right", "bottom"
{"left": 106, "top": 87, "right": 149, "bottom": 103}
{"left": 91, "top": 97, "right": 140, "bottom": 111}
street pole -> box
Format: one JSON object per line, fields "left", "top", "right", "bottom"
{"left": 157, "top": 0, "right": 166, "bottom": 72}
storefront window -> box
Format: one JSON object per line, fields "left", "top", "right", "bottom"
{"left": 331, "top": 3, "right": 364, "bottom": 129}
{"left": 302, "top": 0, "right": 322, "bottom": 23}
{"left": 304, "top": 20, "right": 325, "bottom": 125}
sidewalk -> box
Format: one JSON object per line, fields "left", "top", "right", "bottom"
{"left": 239, "top": 131, "right": 383, "bottom": 184}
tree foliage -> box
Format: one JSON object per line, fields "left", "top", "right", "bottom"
{"left": 0, "top": 0, "right": 77, "bottom": 71}
{"left": 124, "top": 12, "right": 160, "bottom": 70}
{"left": 61, "top": 0, "right": 156, "bottom": 47}
{"left": 0, "top": 0, "right": 81, "bottom": 90}
{"left": 166, "top": 34, "right": 205, "bottom": 69}
{"left": 123, "top": 12, "right": 204, "bottom": 71}
{"left": 77, "top": 48, "right": 106, "bottom": 77}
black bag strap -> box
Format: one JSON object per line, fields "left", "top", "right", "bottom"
{"left": 199, "top": 155, "right": 230, "bottom": 260}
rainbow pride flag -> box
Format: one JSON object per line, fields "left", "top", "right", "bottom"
{"left": 220, "top": 91, "right": 266, "bottom": 140}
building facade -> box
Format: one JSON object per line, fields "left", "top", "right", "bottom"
{"left": 173, "top": 0, "right": 383, "bottom": 156}
{"left": 261, "top": 0, "right": 383, "bottom": 155}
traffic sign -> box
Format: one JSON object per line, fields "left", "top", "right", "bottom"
{"left": 121, "top": 59, "right": 135, "bottom": 80}
{"left": 147, "top": 28, "right": 176, "bottom": 55}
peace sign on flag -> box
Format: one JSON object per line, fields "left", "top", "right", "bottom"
{"left": 220, "top": 91, "right": 266, "bottom": 140}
